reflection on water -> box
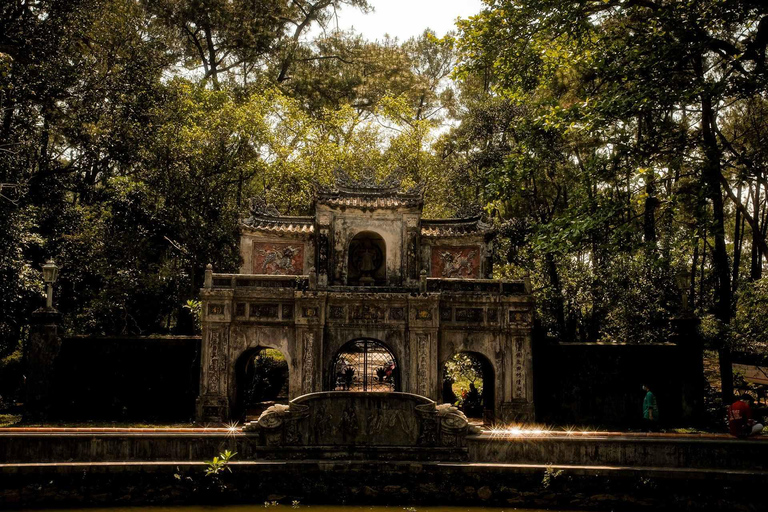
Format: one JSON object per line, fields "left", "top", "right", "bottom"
{"left": 34, "top": 506, "right": 576, "bottom": 512}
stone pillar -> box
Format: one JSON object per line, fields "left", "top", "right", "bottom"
{"left": 295, "top": 292, "right": 326, "bottom": 395}
{"left": 672, "top": 315, "right": 704, "bottom": 423}
{"left": 500, "top": 300, "right": 536, "bottom": 424}
{"left": 408, "top": 294, "right": 440, "bottom": 400}
{"left": 196, "top": 326, "right": 230, "bottom": 423}
{"left": 24, "top": 309, "right": 62, "bottom": 420}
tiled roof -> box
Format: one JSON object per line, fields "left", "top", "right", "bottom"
{"left": 317, "top": 186, "right": 423, "bottom": 210}
{"left": 242, "top": 215, "right": 314, "bottom": 235}
{"left": 421, "top": 216, "right": 493, "bottom": 238}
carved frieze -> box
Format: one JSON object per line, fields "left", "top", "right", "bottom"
{"left": 281, "top": 304, "right": 294, "bottom": 320}
{"left": 351, "top": 304, "right": 385, "bottom": 321}
{"left": 514, "top": 337, "right": 525, "bottom": 399}
{"left": 303, "top": 307, "right": 319, "bottom": 318}
{"left": 206, "top": 330, "right": 226, "bottom": 394}
{"left": 416, "top": 308, "right": 432, "bottom": 320}
{"left": 303, "top": 332, "right": 315, "bottom": 393}
{"left": 253, "top": 242, "right": 304, "bottom": 275}
{"left": 417, "top": 334, "right": 429, "bottom": 396}
{"left": 329, "top": 306, "right": 345, "bottom": 320}
{"left": 389, "top": 307, "right": 405, "bottom": 321}
{"left": 455, "top": 308, "right": 483, "bottom": 322}
{"left": 317, "top": 232, "right": 329, "bottom": 277}
{"left": 509, "top": 309, "right": 530, "bottom": 326}
{"left": 250, "top": 303, "right": 279, "bottom": 319}
{"left": 431, "top": 246, "right": 480, "bottom": 278}
{"left": 208, "top": 303, "right": 224, "bottom": 315}
{"left": 440, "top": 307, "right": 452, "bottom": 321}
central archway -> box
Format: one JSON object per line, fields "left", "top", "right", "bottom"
{"left": 331, "top": 338, "right": 399, "bottom": 392}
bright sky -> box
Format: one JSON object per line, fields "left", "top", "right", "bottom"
{"left": 330, "top": 0, "right": 485, "bottom": 41}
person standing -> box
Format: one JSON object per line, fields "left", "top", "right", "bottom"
{"left": 642, "top": 384, "right": 659, "bottom": 431}
{"left": 728, "top": 394, "right": 764, "bottom": 438}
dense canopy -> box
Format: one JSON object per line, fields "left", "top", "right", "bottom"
{"left": 2, "top": 0, "right": 768, "bottom": 405}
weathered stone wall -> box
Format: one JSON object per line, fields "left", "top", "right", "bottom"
{"left": 48, "top": 336, "right": 201, "bottom": 421}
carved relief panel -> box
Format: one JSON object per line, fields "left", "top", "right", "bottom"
{"left": 431, "top": 246, "right": 480, "bottom": 278}
{"left": 252, "top": 242, "right": 304, "bottom": 275}
{"left": 206, "top": 329, "right": 227, "bottom": 395}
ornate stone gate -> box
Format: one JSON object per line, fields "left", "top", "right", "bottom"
{"left": 197, "top": 179, "right": 534, "bottom": 423}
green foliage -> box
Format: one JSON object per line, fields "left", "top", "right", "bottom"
{"left": 205, "top": 449, "right": 237, "bottom": 477}
{"left": 2, "top": 0, "right": 767, "bottom": 387}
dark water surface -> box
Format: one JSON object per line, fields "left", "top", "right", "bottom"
{"left": 34, "top": 506, "right": 579, "bottom": 512}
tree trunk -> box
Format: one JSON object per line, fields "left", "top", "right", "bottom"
{"left": 696, "top": 54, "right": 734, "bottom": 404}
{"left": 752, "top": 181, "right": 763, "bottom": 280}
{"left": 732, "top": 183, "right": 744, "bottom": 299}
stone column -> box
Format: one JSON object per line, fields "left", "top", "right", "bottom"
{"left": 196, "top": 326, "right": 230, "bottom": 423}
{"left": 408, "top": 294, "right": 440, "bottom": 400}
{"left": 24, "top": 309, "right": 62, "bottom": 421}
{"left": 500, "top": 300, "right": 536, "bottom": 423}
{"left": 295, "top": 292, "right": 326, "bottom": 395}
{"left": 672, "top": 315, "right": 704, "bottom": 423}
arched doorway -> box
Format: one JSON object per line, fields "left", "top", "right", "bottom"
{"left": 347, "top": 231, "right": 386, "bottom": 286}
{"left": 234, "top": 347, "right": 289, "bottom": 420}
{"left": 331, "top": 338, "right": 399, "bottom": 391}
{"left": 442, "top": 352, "right": 495, "bottom": 423}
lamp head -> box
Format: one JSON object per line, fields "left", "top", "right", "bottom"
{"left": 42, "top": 259, "right": 59, "bottom": 284}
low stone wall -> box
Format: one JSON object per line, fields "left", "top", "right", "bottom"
{"left": 467, "top": 433, "right": 768, "bottom": 470}
{"left": 2, "top": 430, "right": 766, "bottom": 469}
{"left": 50, "top": 336, "right": 201, "bottom": 421}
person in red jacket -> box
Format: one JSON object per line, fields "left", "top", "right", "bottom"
{"left": 728, "top": 394, "right": 764, "bottom": 438}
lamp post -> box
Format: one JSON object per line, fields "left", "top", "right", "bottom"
{"left": 676, "top": 269, "right": 691, "bottom": 314}
{"left": 42, "top": 259, "right": 60, "bottom": 310}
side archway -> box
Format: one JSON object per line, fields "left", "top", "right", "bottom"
{"left": 233, "top": 347, "right": 289, "bottom": 421}
{"left": 442, "top": 351, "right": 495, "bottom": 423}
{"left": 330, "top": 338, "right": 399, "bottom": 392}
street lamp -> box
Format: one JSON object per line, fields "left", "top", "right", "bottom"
{"left": 42, "top": 259, "right": 60, "bottom": 310}
{"left": 676, "top": 269, "right": 692, "bottom": 314}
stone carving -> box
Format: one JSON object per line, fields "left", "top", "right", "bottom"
{"left": 407, "top": 231, "right": 419, "bottom": 280}
{"left": 317, "top": 232, "right": 329, "bottom": 276}
{"left": 417, "top": 334, "right": 429, "bottom": 396}
{"left": 329, "top": 306, "right": 345, "bottom": 320}
{"left": 249, "top": 196, "right": 281, "bottom": 217}
{"left": 487, "top": 308, "right": 498, "bottom": 323}
{"left": 389, "top": 307, "right": 405, "bottom": 321}
{"left": 243, "top": 392, "right": 473, "bottom": 455}
{"left": 253, "top": 242, "right": 304, "bottom": 275}
{"left": 351, "top": 304, "right": 385, "bottom": 321}
{"left": 208, "top": 303, "right": 224, "bottom": 315}
{"left": 303, "top": 332, "right": 315, "bottom": 393}
{"left": 455, "top": 308, "right": 483, "bottom": 322}
{"left": 416, "top": 308, "right": 432, "bottom": 320}
{"left": 514, "top": 337, "right": 525, "bottom": 399}
{"left": 440, "top": 307, "right": 452, "bottom": 321}
{"left": 509, "top": 309, "right": 530, "bottom": 325}
{"left": 206, "top": 330, "right": 226, "bottom": 393}
{"left": 303, "top": 307, "right": 318, "bottom": 318}
{"left": 281, "top": 304, "right": 294, "bottom": 319}
{"left": 249, "top": 303, "right": 279, "bottom": 319}
{"left": 431, "top": 246, "right": 479, "bottom": 278}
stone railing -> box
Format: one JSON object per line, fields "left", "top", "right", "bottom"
{"left": 427, "top": 278, "right": 527, "bottom": 295}
{"left": 205, "top": 271, "right": 309, "bottom": 290}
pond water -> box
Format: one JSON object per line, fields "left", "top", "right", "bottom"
{"left": 34, "top": 506, "right": 576, "bottom": 512}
